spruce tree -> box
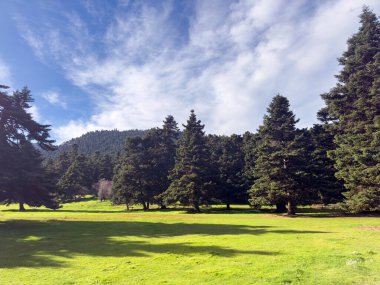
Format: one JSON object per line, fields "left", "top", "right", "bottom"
{"left": 208, "top": 134, "right": 247, "bottom": 209}
{"left": 154, "top": 115, "right": 180, "bottom": 208}
{"left": 162, "top": 110, "right": 212, "bottom": 212}
{"left": 112, "top": 116, "right": 179, "bottom": 210}
{"left": 2, "top": 140, "right": 59, "bottom": 211}
{"left": 112, "top": 130, "right": 162, "bottom": 210}
{"left": 57, "top": 154, "right": 91, "bottom": 202}
{"left": 309, "top": 124, "right": 345, "bottom": 204}
{"left": 0, "top": 86, "right": 58, "bottom": 210}
{"left": 320, "top": 7, "right": 380, "bottom": 212}
{"left": 248, "top": 95, "right": 311, "bottom": 215}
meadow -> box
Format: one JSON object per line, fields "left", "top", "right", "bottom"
{"left": 0, "top": 200, "right": 379, "bottom": 285}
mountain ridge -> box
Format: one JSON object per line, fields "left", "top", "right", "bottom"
{"left": 43, "top": 129, "right": 147, "bottom": 159}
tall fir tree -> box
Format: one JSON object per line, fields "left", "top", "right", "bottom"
{"left": 207, "top": 134, "right": 247, "bottom": 209}
{"left": 249, "top": 95, "right": 312, "bottom": 215}
{"left": 154, "top": 115, "right": 180, "bottom": 208}
{"left": 112, "top": 129, "right": 165, "bottom": 210}
{"left": 57, "top": 153, "right": 91, "bottom": 202}
{"left": 2, "top": 140, "right": 59, "bottom": 211}
{"left": 320, "top": 7, "right": 380, "bottom": 212}
{"left": 0, "top": 86, "right": 58, "bottom": 210}
{"left": 309, "top": 124, "right": 345, "bottom": 204}
{"left": 162, "top": 110, "right": 212, "bottom": 212}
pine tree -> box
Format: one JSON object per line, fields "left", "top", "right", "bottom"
{"left": 320, "top": 7, "right": 380, "bottom": 212}
{"left": 99, "top": 154, "right": 114, "bottom": 180}
{"left": 309, "top": 124, "right": 345, "bottom": 204}
{"left": 111, "top": 130, "right": 161, "bottom": 210}
{"left": 154, "top": 115, "right": 180, "bottom": 208}
{"left": 0, "top": 86, "right": 58, "bottom": 210}
{"left": 57, "top": 154, "right": 91, "bottom": 202}
{"left": 208, "top": 134, "right": 247, "bottom": 209}
{"left": 162, "top": 110, "right": 212, "bottom": 212}
{"left": 1, "top": 140, "right": 59, "bottom": 210}
{"left": 248, "top": 95, "right": 311, "bottom": 215}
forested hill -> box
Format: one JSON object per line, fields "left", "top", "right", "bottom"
{"left": 42, "top": 129, "right": 147, "bottom": 159}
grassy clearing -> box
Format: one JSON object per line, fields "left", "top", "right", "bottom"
{"left": 0, "top": 200, "right": 379, "bottom": 285}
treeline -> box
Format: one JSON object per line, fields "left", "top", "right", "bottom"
{"left": 110, "top": 104, "right": 344, "bottom": 214}
{"left": 0, "top": 8, "right": 379, "bottom": 214}
{"left": 41, "top": 129, "right": 146, "bottom": 160}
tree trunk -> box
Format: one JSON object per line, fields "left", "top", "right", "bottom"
{"left": 193, "top": 203, "right": 201, "bottom": 213}
{"left": 146, "top": 202, "right": 150, "bottom": 210}
{"left": 287, "top": 200, "right": 295, "bottom": 215}
{"left": 19, "top": 202, "right": 25, "bottom": 212}
{"left": 275, "top": 202, "right": 286, "bottom": 213}
{"left": 142, "top": 202, "right": 147, "bottom": 211}
{"left": 226, "top": 203, "right": 231, "bottom": 210}
{"left": 160, "top": 204, "right": 167, "bottom": 209}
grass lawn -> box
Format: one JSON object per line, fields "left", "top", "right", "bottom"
{"left": 0, "top": 200, "right": 379, "bottom": 285}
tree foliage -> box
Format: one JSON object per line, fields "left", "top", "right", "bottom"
{"left": 320, "top": 7, "right": 380, "bottom": 212}
{"left": 0, "top": 86, "right": 58, "bottom": 210}
{"left": 112, "top": 117, "right": 179, "bottom": 210}
{"left": 248, "top": 95, "right": 312, "bottom": 215}
{"left": 207, "top": 134, "right": 248, "bottom": 209}
{"left": 162, "top": 110, "right": 212, "bottom": 212}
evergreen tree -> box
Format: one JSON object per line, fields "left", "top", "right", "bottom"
{"left": 0, "top": 86, "right": 58, "bottom": 210}
{"left": 112, "top": 116, "right": 179, "bottom": 210}
{"left": 111, "top": 130, "right": 162, "bottom": 210}
{"left": 1, "top": 140, "right": 59, "bottom": 210}
{"left": 248, "top": 95, "right": 312, "bottom": 215}
{"left": 242, "top": 131, "right": 259, "bottom": 194}
{"left": 162, "top": 110, "right": 212, "bottom": 212}
{"left": 111, "top": 164, "right": 135, "bottom": 210}
{"left": 320, "top": 7, "right": 380, "bottom": 212}
{"left": 154, "top": 115, "right": 180, "bottom": 208}
{"left": 309, "top": 124, "right": 345, "bottom": 204}
{"left": 57, "top": 154, "right": 91, "bottom": 202}
{"left": 208, "top": 134, "right": 247, "bottom": 209}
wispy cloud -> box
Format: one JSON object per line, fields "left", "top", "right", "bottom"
{"left": 41, "top": 90, "right": 67, "bottom": 109}
{"left": 0, "top": 57, "right": 12, "bottom": 86}
{"left": 16, "top": 0, "right": 380, "bottom": 142}
{"left": 29, "top": 105, "right": 41, "bottom": 121}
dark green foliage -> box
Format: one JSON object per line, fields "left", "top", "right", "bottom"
{"left": 207, "top": 134, "right": 248, "bottom": 209}
{"left": 309, "top": 124, "right": 345, "bottom": 204}
{"left": 41, "top": 129, "right": 146, "bottom": 159}
{"left": 57, "top": 153, "right": 92, "bottom": 202}
{"left": 162, "top": 110, "right": 212, "bottom": 212}
{"left": 89, "top": 151, "right": 114, "bottom": 183}
{"left": 320, "top": 7, "right": 380, "bottom": 212}
{"left": 248, "top": 95, "right": 313, "bottom": 215}
{"left": 112, "top": 129, "right": 164, "bottom": 210}
{"left": 242, "top": 131, "right": 259, "bottom": 189}
{"left": 0, "top": 86, "right": 55, "bottom": 151}
{"left": 112, "top": 116, "right": 179, "bottom": 210}
{"left": 1, "top": 141, "right": 59, "bottom": 210}
{"left": 154, "top": 115, "right": 180, "bottom": 208}
{"left": 0, "top": 86, "right": 58, "bottom": 210}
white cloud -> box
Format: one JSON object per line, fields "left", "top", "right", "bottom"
{"left": 54, "top": 120, "right": 97, "bottom": 143}
{"left": 17, "top": 0, "right": 380, "bottom": 141}
{"left": 0, "top": 58, "right": 11, "bottom": 86}
{"left": 41, "top": 91, "right": 67, "bottom": 109}
{"left": 29, "top": 105, "right": 41, "bottom": 121}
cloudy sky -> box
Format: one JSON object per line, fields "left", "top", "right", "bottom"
{"left": 0, "top": 0, "right": 379, "bottom": 143}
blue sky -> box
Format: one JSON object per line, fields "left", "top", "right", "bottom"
{"left": 0, "top": 0, "right": 379, "bottom": 143}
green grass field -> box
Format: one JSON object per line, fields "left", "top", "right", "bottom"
{"left": 0, "top": 200, "right": 379, "bottom": 285}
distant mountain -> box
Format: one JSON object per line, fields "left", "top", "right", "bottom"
{"left": 42, "top": 129, "right": 147, "bottom": 159}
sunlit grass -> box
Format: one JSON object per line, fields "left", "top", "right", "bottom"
{"left": 0, "top": 200, "right": 379, "bottom": 285}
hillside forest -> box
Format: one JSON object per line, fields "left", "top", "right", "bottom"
{"left": 0, "top": 8, "right": 379, "bottom": 215}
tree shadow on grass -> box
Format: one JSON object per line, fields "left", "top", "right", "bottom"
{"left": 0, "top": 220, "right": 329, "bottom": 268}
